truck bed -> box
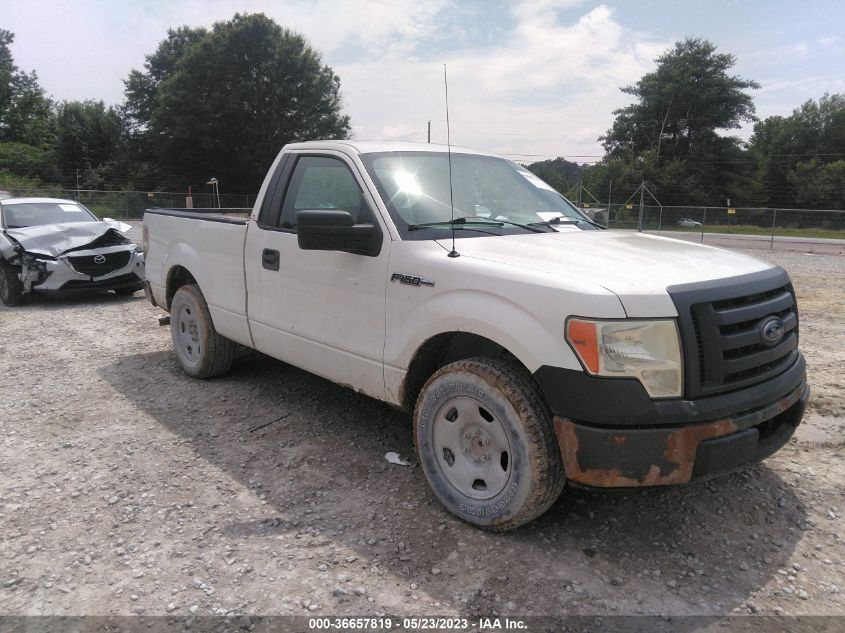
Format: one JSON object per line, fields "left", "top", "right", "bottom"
{"left": 143, "top": 208, "right": 253, "bottom": 347}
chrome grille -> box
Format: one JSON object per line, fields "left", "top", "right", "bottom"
{"left": 68, "top": 251, "right": 131, "bottom": 277}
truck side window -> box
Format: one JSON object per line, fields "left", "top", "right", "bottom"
{"left": 279, "top": 156, "right": 370, "bottom": 228}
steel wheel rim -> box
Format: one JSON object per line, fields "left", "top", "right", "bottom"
{"left": 176, "top": 303, "right": 201, "bottom": 363}
{"left": 432, "top": 396, "right": 512, "bottom": 500}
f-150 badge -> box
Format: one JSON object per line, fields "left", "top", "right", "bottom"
{"left": 391, "top": 273, "right": 435, "bottom": 287}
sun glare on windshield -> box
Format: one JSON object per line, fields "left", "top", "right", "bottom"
{"left": 391, "top": 170, "right": 423, "bottom": 196}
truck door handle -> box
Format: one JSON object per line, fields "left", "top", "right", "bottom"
{"left": 262, "top": 249, "right": 280, "bottom": 271}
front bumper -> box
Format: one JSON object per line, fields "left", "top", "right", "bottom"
{"left": 28, "top": 247, "right": 145, "bottom": 293}
{"left": 554, "top": 381, "right": 808, "bottom": 488}
{"left": 534, "top": 353, "right": 807, "bottom": 427}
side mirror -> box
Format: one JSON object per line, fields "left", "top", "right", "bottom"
{"left": 296, "top": 210, "right": 382, "bottom": 257}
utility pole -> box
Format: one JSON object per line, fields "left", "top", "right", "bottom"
{"left": 427, "top": 121, "right": 431, "bottom": 143}
{"left": 607, "top": 178, "right": 612, "bottom": 227}
{"left": 75, "top": 169, "right": 80, "bottom": 200}
{"left": 637, "top": 181, "right": 645, "bottom": 232}
{"left": 577, "top": 178, "right": 582, "bottom": 208}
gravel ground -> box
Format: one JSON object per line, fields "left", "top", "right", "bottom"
{"left": 0, "top": 242, "right": 843, "bottom": 620}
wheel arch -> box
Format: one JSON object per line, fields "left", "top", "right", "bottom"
{"left": 165, "top": 264, "right": 198, "bottom": 310}
{"left": 400, "top": 331, "right": 541, "bottom": 413}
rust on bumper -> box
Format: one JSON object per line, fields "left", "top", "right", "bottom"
{"left": 554, "top": 383, "right": 807, "bottom": 488}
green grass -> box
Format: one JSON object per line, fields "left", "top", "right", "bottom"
{"left": 655, "top": 224, "right": 845, "bottom": 240}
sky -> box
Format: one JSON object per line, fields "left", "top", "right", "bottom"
{"left": 2, "top": 0, "right": 843, "bottom": 163}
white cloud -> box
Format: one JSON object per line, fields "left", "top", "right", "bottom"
{"left": 149, "top": 0, "right": 452, "bottom": 58}
{"left": 1, "top": 0, "right": 671, "bottom": 160}
{"left": 338, "top": 2, "right": 670, "bottom": 160}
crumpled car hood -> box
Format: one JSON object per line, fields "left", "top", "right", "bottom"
{"left": 3, "top": 220, "right": 133, "bottom": 258}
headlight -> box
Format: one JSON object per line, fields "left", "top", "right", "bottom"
{"left": 566, "top": 319, "right": 683, "bottom": 398}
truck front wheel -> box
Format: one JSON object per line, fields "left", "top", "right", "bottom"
{"left": 170, "top": 284, "right": 234, "bottom": 378}
{"left": 414, "top": 358, "right": 565, "bottom": 530}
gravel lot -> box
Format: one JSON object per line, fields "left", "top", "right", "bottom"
{"left": 1, "top": 241, "right": 843, "bottom": 620}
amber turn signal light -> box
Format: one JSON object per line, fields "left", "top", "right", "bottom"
{"left": 566, "top": 319, "right": 599, "bottom": 374}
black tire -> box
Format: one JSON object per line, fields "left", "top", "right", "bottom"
{"left": 0, "top": 260, "right": 25, "bottom": 307}
{"left": 170, "top": 284, "right": 234, "bottom": 378}
{"left": 413, "top": 357, "right": 565, "bottom": 531}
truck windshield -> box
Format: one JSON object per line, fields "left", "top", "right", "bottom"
{"left": 2, "top": 202, "right": 97, "bottom": 228}
{"left": 360, "top": 152, "right": 591, "bottom": 238}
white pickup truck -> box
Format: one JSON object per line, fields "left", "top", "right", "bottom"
{"left": 143, "top": 141, "right": 808, "bottom": 530}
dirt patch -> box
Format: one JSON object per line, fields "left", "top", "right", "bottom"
{"left": 0, "top": 246, "right": 843, "bottom": 619}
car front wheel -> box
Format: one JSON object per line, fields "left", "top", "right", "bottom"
{"left": 0, "top": 261, "right": 25, "bottom": 306}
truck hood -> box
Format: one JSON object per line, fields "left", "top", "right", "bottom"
{"left": 439, "top": 230, "right": 773, "bottom": 316}
{"left": 3, "top": 220, "right": 133, "bottom": 258}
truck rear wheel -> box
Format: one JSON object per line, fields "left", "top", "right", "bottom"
{"left": 413, "top": 357, "right": 565, "bottom": 531}
{"left": 170, "top": 284, "right": 234, "bottom": 378}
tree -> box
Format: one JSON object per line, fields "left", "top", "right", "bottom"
{"left": 0, "top": 29, "right": 57, "bottom": 189}
{"left": 525, "top": 157, "right": 583, "bottom": 195}
{"left": 0, "top": 29, "right": 55, "bottom": 148}
{"left": 789, "top": 159, "right": 845, "bottom": 210}
{"left": 748, "top": 94, "right": 845, "bottom": 207}
{"left": 0, "top": 141, "right": 56, "bottom": 182}
{"left": 593, "top": 38, "right": 760, "bottom": 205}
{"left": 0, "top": 30, "right": 15, "bottom": 116}
{"left": 602, "top": 38, "right": 758, "bottom": 163}
{"left": 126, "top": 13, "right": 351, "bottom": 192}
{"left": 124, "top": 26, "right": 207, "bottom": 127}
{"left": 55, "top": 100, "right": 122, "bottom": 185}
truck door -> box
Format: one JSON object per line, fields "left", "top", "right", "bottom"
{"left": 244, "top": 151, "right": 390, "bottom": 400}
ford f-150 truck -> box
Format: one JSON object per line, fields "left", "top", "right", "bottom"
{"left": 143, "top": 141, "right": 808, "bottom": 530}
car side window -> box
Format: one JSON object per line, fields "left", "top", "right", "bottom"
{"left": 279, "top": 156, "right": 371, "bottom": 228}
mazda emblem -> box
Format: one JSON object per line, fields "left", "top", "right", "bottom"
{"left": 759, "top": 316, "right": 785, "bottom": 346}
{"left": 93, "top": 254, "right": 106, "bottom": 264}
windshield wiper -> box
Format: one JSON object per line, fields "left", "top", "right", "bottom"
{"left": 528, "top": 216, "right": 605, "bottom": 229}
{"left": 407, "top": 217, "right": 501, "bottom": 231}
{"left": 408, "top": 216, "right": 546, "bottom": 233}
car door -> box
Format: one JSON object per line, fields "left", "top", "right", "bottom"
{"left": 244, "top": 151, "right": 390, "bottom": 400}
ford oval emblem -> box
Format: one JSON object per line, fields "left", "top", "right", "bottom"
{"left": 759, "top": 316, "right": 785, "bottom": 346}
{"left": 93, "top": 254, "right": 106, "bottom": 264}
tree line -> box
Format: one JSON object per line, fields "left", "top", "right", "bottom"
{"left": 0, "top": 13, "right": 350, "bottom": 195}
{"left": 528, "top": 38, "right": 845, "bottom": 210}
{"left": 1, "top": 21, "right": 842, "bottom": 209}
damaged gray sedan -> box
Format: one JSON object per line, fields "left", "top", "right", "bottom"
{"left": 0, "top": 198, "right": 144, "bottom": 306}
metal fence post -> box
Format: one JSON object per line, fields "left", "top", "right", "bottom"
{"left": 701, "top": 208, "right": 707, "bottom": 243}
{"left": 637, "top": 182, "right": 645, "bottom": 232}
{"left": 770, "top": 208, "right": 777, "bottom": 250}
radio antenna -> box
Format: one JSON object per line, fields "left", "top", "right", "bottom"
{"left": 444, "top": 64, "right": 459, "bottom": 258}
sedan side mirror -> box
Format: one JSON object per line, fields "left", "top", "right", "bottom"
{"left": 296, "top": 210, "right": 382, "bottom": 257}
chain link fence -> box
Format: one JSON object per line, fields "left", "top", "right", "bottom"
{"left": 7, "top": 189, "right": 257, "bottom": 219}
{"left": 581, "top": 204, "right": 845, "bottom": 249}
{"left": 8, "top": 187, "right": 844, "bottom": 249}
